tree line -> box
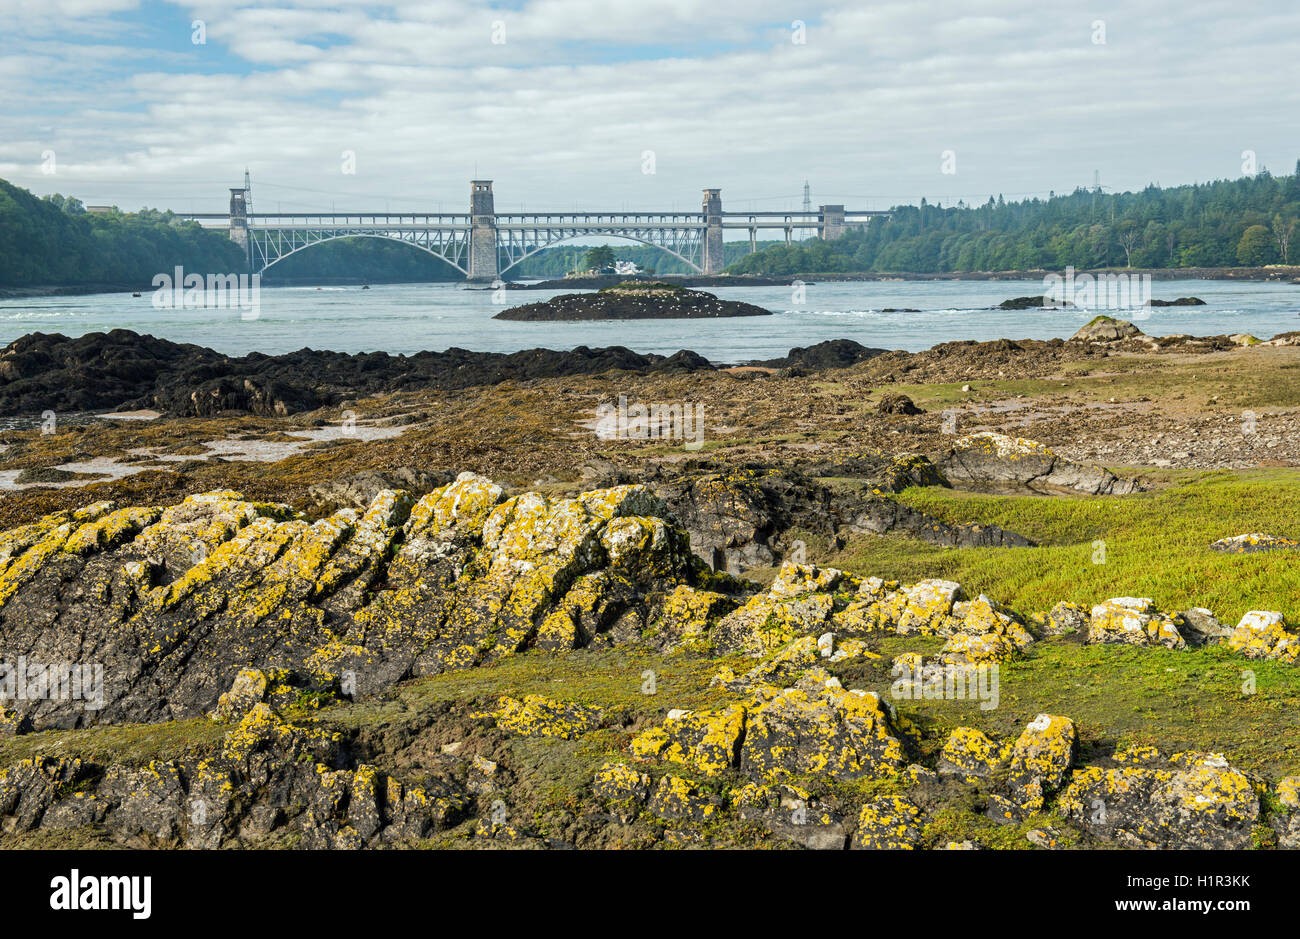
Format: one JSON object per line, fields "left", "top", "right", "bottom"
{"left": 0, "top": 180, "right": 247, "bottom": 287}
{"left": 726, "top": 163, "right": 1300, "bottom": 275}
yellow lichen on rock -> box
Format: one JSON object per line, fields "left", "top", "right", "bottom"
{"left": 1088, "top": 597, "right": 1186, "bottom": 650}
{"left": 628, "top": 704, "right": 746, "bottom": 776}
{"left": 487, "top": 694, "right": 604, "bottom": 739}
{"left": 851, "top": 796, "right": 924, "bottom": 849}
{"left": 938, "top": 727, "right": 1008, "bottom": 778}
{"left": 1226, "top": 610, "right": 1299, "bottom": 662}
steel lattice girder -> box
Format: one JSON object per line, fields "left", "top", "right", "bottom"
{"left": 249, "top": 225, "right": 472, "bottom": 274}
{"left": 496, "top": 224, "right": 705, "bottom": 273}
{"left": 247, "top": 217, "right": 710, "bottom": 275}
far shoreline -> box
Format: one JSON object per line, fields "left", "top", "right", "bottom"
{"left": 3, "top": 265, "right": 1298, "bottom": 300}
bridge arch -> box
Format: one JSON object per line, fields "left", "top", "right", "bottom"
{"left": 498, "top": 231, "right": 703, "bottom": 276}
{"left": 253, "top": 232, "right": 469, "bottom": 276}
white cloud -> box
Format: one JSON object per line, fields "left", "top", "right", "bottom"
{"left": 1, "top": 0, "right": 1298, "bottom": 215}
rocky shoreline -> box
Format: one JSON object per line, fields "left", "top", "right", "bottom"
{"left": 0, "top": 330, "right": 902, "bottom": 420}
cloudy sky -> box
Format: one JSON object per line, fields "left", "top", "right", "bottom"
{"left": 2, "top": 0, "right": 1299, "bottom": 217}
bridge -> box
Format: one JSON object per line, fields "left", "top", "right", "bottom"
{"left": 182, "top": 180, "right": 889, "bottom": 281}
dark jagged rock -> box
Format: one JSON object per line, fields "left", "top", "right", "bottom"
{"left": 877, "top": 393, "right": 923, "bottom": 415}
{"left": 0, "top": 330, "right": 718, "bottom": 418}
{"left": 1146, "top": 297, "right": 1206, "bottom": 306}
{"left": 936, "top": 432, "right": 1142, "bottom": 495}
{"left": 0, "top": 704, "right": 474, "bottom": 848}
{"left": 757, "top": 339, "right": 888, "bottom": 370}
{"left": 846, "top": 494, "right": 1035, "bottom": 548}
{"left": 648, "top": 460, "right": 1032, "bottom": 573}
{"left": 998, "top": 296, "right": 1072, "bottom": 310}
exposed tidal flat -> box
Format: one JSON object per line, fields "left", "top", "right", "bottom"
{"left": 0, "top": 278, "right": 1297, "bottom": 361}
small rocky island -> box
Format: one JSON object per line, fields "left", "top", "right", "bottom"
{"left": 493, "top": 281, "right": 773, "bottom": 321}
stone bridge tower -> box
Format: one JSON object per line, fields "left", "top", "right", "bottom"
{"left": 819, "top": 204, "right": 845, "bottom": 241}
{"left": 228, "top": 188, "right": 250, "bottom": 262}
{"left": 702, "top": 188, "right": 723, "bottom": 274}
{"left": 468, "top": 180, "right": 500, "bottom": 282}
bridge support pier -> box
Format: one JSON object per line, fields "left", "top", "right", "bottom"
{"left": 228, "top": 188, "right": 250, "bottom": 268}
{"left": 819, "top": 204, "right": 845, "bottom": 240}
{"left": 467, "top": 180, "right": 499, "bottom": 282}
{"left": 702, "top": 188, "right": 724, "bottom": 274}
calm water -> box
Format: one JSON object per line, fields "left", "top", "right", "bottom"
{"left": 1, "top": 279, "right": 1297, "bottom": 363}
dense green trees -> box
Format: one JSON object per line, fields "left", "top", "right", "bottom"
{"left": 0, "top": 180, "right": 247, "bottom": 286}
{"left": 727, "top": 164, "right": 1300, "bottom": 274}
{"left": 581, "top": 245, "right": 616, "bottom": 271}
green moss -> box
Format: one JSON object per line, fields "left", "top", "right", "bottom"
{"left": 828, "top": 469, "right": 1300, "bottom": 627}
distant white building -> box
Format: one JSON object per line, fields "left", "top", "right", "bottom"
{"left": 614, "top": 260, "right": 639, "bottom": 275}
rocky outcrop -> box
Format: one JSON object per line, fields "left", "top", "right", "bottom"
{"left": 1087, "top": 597, "right": 1186, "bottom": 649}
{"left": 1070, "top": 316, "right": 1146, "bottom": 342}
{"left": 845, "top": 494, "right": 1034, "bottom": 548}
{"left": 0, "top": 473, "right": 707, "bottom": 731}
{"left": 936, "top": 432, "right": 1142, "bottom": 495}
{"left": 493, "top": 283, "right": 772, "bottom": 321}
{"left": 877, "top": 393, "right": 922, "bottom": 415}
{"left": 756, "top": 339, "right": 887, "bottom": 370}
{"left": 0, "top": 704, "right": 473, "bottom": 848}
{"left": 648, "top": 462, "right": 1032, "bottom": 576}
{"left": 1146, "top": 297, "right": 1206, "bottom": 307}
{"left": 1225, "top": 610, "right": 1300, "bottom": 662}
{"left": 998, "top": 296, "right": 1072, "bottom": 310}
{"left": 1060, "top": 749, "right": 1261, "bottom": 849}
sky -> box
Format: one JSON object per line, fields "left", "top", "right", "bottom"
{"left": 2, "top": 0, "right": 1299, "bottom": 217}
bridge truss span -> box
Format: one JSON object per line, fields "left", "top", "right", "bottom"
{"left": 245, "top": 213, "right": 473, "bottom": 275}
{"left": 495, "top": 212, "right": 706, "bottom": 274}
{"left": 197, "top": 179, "right": 891, "bottom": 280}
